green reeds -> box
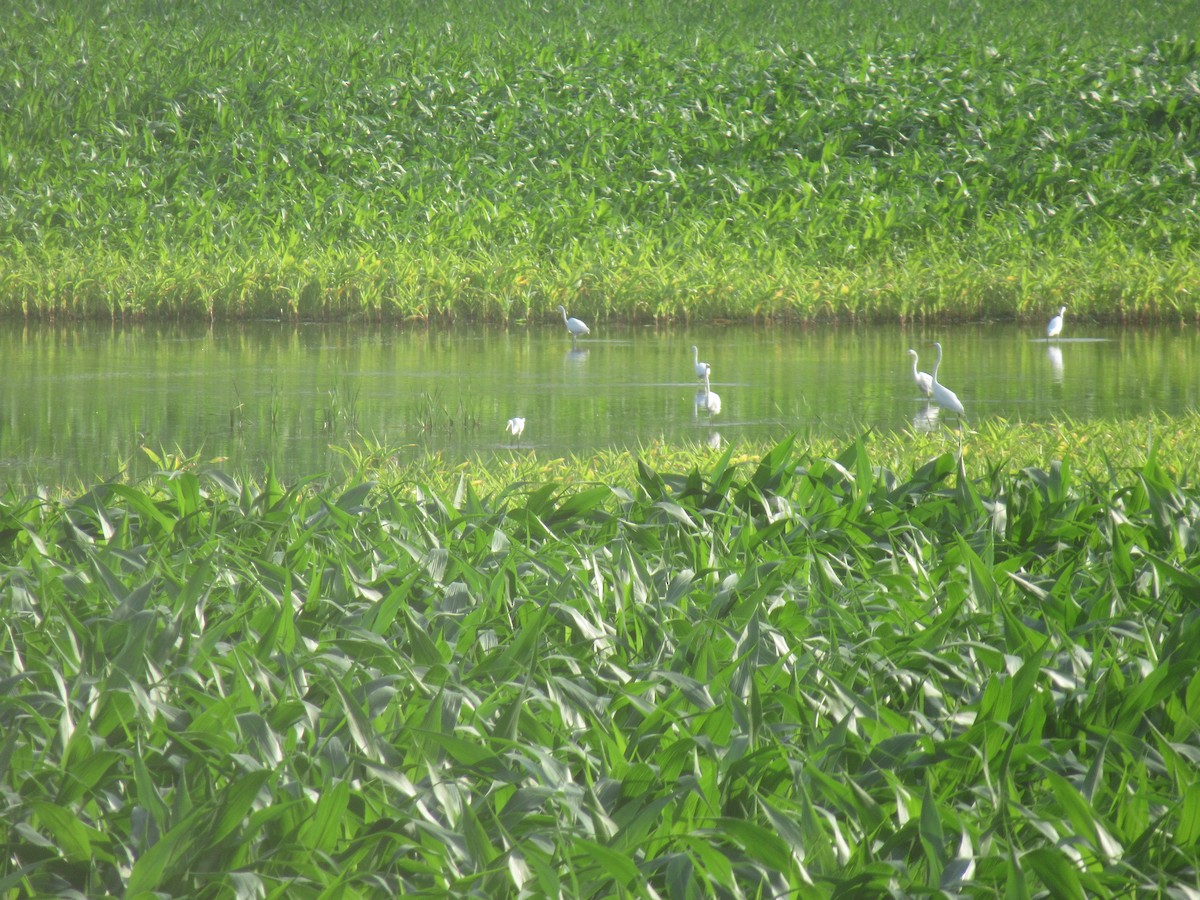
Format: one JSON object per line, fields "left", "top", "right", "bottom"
{"left": 3, "top": 423, "right": 1200, "bottom": 895}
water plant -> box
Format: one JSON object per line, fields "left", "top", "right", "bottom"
{"left": 410, "top": 389, "right": 482, "bottom": 436}
{"left": 2, "top": 430, "right": 1199, "bottom": 895}
{"left": 1, "top": 1, "right": 1197, "bottom": 322}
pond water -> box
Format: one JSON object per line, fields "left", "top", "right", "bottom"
{"left": 1, "top": 319, "right": 1197, "bottom": 486}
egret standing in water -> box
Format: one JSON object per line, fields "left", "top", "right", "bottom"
{"left": 691, "top": 346, "right": 711, "bottom": 382}
{"left": 557, "top": 305, "right": 590, "bottom": 345}
{"left": 907, "top": 348, "right": 933, "bottom": 397}
{"left": 930, "top": 342, "right": 965, "bottom": 417}
{"left": 1047, "top": 306, "right": 1066, "bottom": 339}
{"left": 695, "top": 368, "right": 721, "bottom": 415}
{"left": 505, "top": 416, "right": 525, "bottom": 445}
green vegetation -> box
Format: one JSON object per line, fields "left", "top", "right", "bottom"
{"left": 4, "top": 0, "right": 1200, "bottom": 891}
{"left": 2, "top": 0, "right": 1197, "bottom": 322}
{"left": 4, "top": 422, "right": 1200, "bottom": 895}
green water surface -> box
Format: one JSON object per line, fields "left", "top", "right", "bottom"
{"left": 1, "top": 319, "right": 1195, "bottom": 486}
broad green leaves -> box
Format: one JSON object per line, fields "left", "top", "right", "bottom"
{"left": 3, "top": 435, "right": 1200, "bottom": 894}
{"left": 1, "top": 3, "right": 1197, "bottom": 320}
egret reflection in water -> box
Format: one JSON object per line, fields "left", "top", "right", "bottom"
{"left": 1047, "top": 345, "right": 1064, "bottom": 381}
{"left": 912, "top": 403, "right": 940, "bottom": 433}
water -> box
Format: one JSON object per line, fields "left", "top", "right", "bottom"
{"left": 1, "top": 320, "right": 1196, "bottom": 486}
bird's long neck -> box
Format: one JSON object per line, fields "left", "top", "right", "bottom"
{"left": 932, "top": 346, "right": 943, "bottom": 383}
{"left": 561, "top": 308, "right": 569, "bottom": 325}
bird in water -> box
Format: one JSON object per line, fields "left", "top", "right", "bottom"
{"left": 907, "top": 348, "right": 933, "bottom": 397}
{"left": 557, "top": 305, "right": 590, "bottom": 344}
{"left": 1047, "top": 306, "right": 1066, "bottom": 339}
{"left": 691, "top": 345, "right": 711, "bottom": 382}
{"left": 505, "top": 416, "right": 525, "bottom": 445}
{"left": 695, "top": 368, "right": 721, "bottom": 415}
{"left": 930, "top": 342, "right": 965, "bottom": 417}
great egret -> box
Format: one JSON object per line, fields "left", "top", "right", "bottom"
{"left": 691, "top": 345, "right": 711, "bottom": 381}
{"left": 505, "top": 417, "right": 525, "bottom": 444}
{"left": 1047, "top": 306, "right": 1066, "bottom": 339}
{"left": 907, "top": 348, "right": 933, "bottom": 397}
{"left": 695, "top": 369, "right": 721, "bottom": 415}
{"left": 930, "top": 342, "right": 965, "bottom": 416}
{"left": 557, "top": 305, "right": 590, "bottom": 344}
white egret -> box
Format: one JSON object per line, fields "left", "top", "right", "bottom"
{"left": 930, "top": 341, "right": 965, "bottom": 416}
{"left": 695, "top": 369, "right": 721, "bottom": 415}
{"left": 557, "top": 305, "right": 590, "bottom": 344}
{"left": 505, "top": 417, "right": 526, "bottom": 444}
{"left": 907, "top": 348, "right": 933, "bottom": 397}
{"left": 691, "top": 346, "right": 711, "bottom": 382}
{"left": 1047, "top": 306, "right": 1066, "bottom": 339}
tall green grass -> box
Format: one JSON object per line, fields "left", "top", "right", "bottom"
{"left": 1, "top": 0, "right": 1197, "bottom": 321}
{"left": 3, "top": 424, "right": 1200, "bottom": 895}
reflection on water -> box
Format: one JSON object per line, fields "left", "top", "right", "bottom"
{"left": 1, "top": 320, "right": 1198, "bottom": 486}
{"left": 912, "top": 403, "right": 941, "bottom": 433}
{"left": 1047, "top": 345, "right": 1064, "bottom": 382}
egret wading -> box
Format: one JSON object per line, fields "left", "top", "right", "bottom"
{"left": 691, "top": 346, "right": 711, "bottom": 382}
{"left": 557, "top": 306, "right": 589, "bottom": 345}
{"left": 695, "top": 368, "right": 721, "bottom": 415}
{"left": 907, "top": 348, "right": 933, "bottom": 397}
{"left": 1047, "top": 306, "right": 1066, "bottom": 339}
{"left": 930, "top": 342, "right": 965, "bottom": 417}
{"left": 505, "top": 417, "right": 525, "bottom": 445}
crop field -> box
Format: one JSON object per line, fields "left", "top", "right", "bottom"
{"left": 1, "top": 0, "right": 1198, "bottom": 321}
{"left": 3, "top": 421, "right": 1200, "bottom": 896}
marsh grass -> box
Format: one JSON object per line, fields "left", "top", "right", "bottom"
{"left": 3, "top": 419, "right": 1200, "bottom": 895}
{"left": 408, "top": 389, "right": 483, "bottom": 436}
{"left": 1, "top": 0, "right": 1197, "bottom": 322}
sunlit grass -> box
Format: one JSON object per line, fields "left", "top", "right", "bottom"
{"left": 3, "top": 417, "right": 1200, "bottom": 895}
{"left": 337, "top": 413, "right": 1200, "bottom": 498}
{"left": 1, "top": 0, "right": 1197, "bottom": 321}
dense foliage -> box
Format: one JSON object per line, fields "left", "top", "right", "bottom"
{"left": 1, "top": 0, "right": 1197, "bottom": 320}
{"left": 3, "top": 432, "right": 1199, "bottom": 896}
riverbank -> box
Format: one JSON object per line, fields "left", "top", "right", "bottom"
{"left": 2, "top": 1, "right": 1197, "bottom": 322}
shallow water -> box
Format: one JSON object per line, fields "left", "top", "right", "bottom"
{"left": 1, "top": 319, "right": 1196, "bottom": 486}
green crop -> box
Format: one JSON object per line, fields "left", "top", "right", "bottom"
{"left": 3, "top": 422, "right": 1200, "bottom": 895}
{"left": 1, "top": 0, "right": 1197, "bottom": 321}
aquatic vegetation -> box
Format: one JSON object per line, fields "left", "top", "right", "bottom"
{"left": 0, "top": 1, "right": 1197, "bottom": 321}
{"left": 3, "top": 427, "right": 1200, "bottom": 895}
